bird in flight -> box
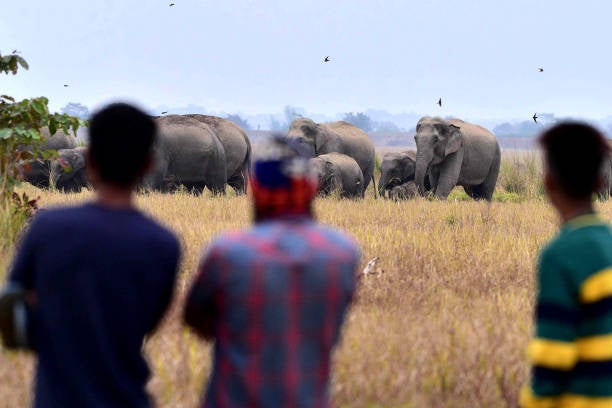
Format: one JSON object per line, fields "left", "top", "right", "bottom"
{"left": 538, "top": 67, "right": 544, "bottom": 72}
{"left": 169, "top": 3, "right": 175, "bottom": 6}
{"left": 63, "top": 84, "right": 69, "bottom": 87}
{"left": 161, "top": 111, "right": 168, "bottom": 115}
{"left": 532, "top": 113, "right": 538, "bottom": 123}
{"left": 12, "top": 50, "right": 19, "bottom": 54}
{"left": 324, "top": 56, "right": 330, "bottom": 62}
{"left": 437, "top": 98, "right": 442, "bottom": 107}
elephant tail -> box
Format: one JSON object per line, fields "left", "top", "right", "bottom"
{"left": 371, "top": 174, "right": 377, "bottom": 199}
{"left": 242, "top": 135, "right": 253, "bottom": 193}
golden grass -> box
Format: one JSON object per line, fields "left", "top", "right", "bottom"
{"left": 1, "top": 154, "right": 610, "bottom": 407}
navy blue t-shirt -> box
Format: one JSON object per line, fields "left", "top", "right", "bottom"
{"left": 9, "top": 203, "right": 180, "bottom": 408}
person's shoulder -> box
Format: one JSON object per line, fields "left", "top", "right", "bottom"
{"left": 310, "top": 223, "right": 361, "bottom": 256}
{"left": 137, "top": 215, "right": 180, "bottom": 253}
{"left": 27, "top": 204, "right": 88, "bottom": 228}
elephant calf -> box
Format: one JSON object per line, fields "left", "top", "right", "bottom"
{"left": 50, "top": 147, "right": 88, "bottom": 193}
{"left": 390, "top": 182, "right": 419, "bottom": 201}
{"left": 309, "top": 153, "right": 364, "bottom": 199}
{"left": 379, "top": 150, "right": 417, "bottom": 198}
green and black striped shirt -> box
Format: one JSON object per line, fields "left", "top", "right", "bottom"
{"left": 521, "top": 213, "right": 612, "bottom": 408}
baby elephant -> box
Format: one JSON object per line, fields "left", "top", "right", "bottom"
{"left": 309, "top": 153, "right": 364, "bottom": 199}
{"left": 390, "top": 181, "right": 419, "bottom": 201}
{"left": 379, "top": 150, "right": 417, "bottom": 198}
{"left": 50, "top": 147, "right": 88, "bottom": 193}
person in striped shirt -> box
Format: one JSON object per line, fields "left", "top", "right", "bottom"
{"left": 521, "top": 122, "right": 612, "bottom": 407}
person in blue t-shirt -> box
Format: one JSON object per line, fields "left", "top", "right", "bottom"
{"left": 3, "top": 103, "right": 181, "bottom": 407}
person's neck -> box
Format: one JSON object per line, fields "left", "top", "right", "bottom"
{"left": 95, "top": 184, "right": 134, "bottom": 209}
{"left": 556, "top": 199, "right": 594, "bottom": 224}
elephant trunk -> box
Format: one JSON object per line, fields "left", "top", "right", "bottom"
{"left": 414, "top": 152, "right": 432, "bottom": 196}
{"left": 378, "top": 173, "right": 390, "bottom": 198}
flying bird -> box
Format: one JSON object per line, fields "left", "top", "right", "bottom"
{"left": 324, "top": 56, "right": 330, "bottom": 62}
{"left": 161, "top": 111, "right": 168, "bottom": 115}
{"left": 63, "top": 84, "right": 69, "bottom": 87}
{"left": 169, "top": 2, "right": 175, "bottom": 6}
{"left": 532, "top": 113, "right": 538, "bottom": 123}
{"left": 437, "top": 98, "right": 442, "bottom": 107}
{"left": 12, "top": 50, "right": 19, "bottom": 54}
{"left": 538, "top": 67, "right": 544, "bottom": 72}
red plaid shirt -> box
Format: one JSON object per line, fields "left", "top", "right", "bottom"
{"left": 185, "top": 216, "right": 360, "bottom": 408}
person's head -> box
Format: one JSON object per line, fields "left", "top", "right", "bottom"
{"left": 539, "top": 122, "right": 609, "bottom": 209}
{"left": 87, "top": 102, "right": 157, "bottom": 190}
{"left": 249, "top": 136, "right": 319, "bottom": 222}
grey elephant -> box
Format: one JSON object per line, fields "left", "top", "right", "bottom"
{"left": 184, "top": 114, "right": 252, "bottom": 194}
{"left": 414, "top": 117, "right": 501, "bottom": 200}
{"left": 286, "top": 118, "right": 376, "bottom": 195}
{"left": 50, "top": 147, "right": 88, "bottom": 193}
{"left": 145, "top": 115, "right": 227, "bottom": 194}
{"left": 390, "top": 181, "right": 419, "bottom": 200}
{"left": 21, "top": 128, "right": 77, "bottom": 188}
{"left": 309, "top": 153, "right": 364, "bottom": 199}
{"left": 597, "top": 142, "right": 612, "bottom": 200}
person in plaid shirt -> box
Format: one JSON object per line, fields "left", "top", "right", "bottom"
{"left": 184, "top": 137, "right": 360, "bottom": 408}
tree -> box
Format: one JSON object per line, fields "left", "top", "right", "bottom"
{"left": 1, "top": 51, "right": 83, "bottom": 238}
{"left": 283, "top": 105, "right": 304, "bottom": 128}
{"left": 268, "top": 115, "right": 284, "bottom": 131}
{"left": 61, "top": 102, "right": 89, "bottom": 120}
{"left": 225, "top": 114, "right": 251, "bottom": 130}
{"left": 342, "top": 112, "right": 373, "bottom": 132}
{"left": 374, "top": 121, "right": 401, "bottom": 132}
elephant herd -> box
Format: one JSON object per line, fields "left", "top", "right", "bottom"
{"left": 35, "top": 114, "right": 612, "bottom": 202}
{"left": 23, "top": 115, "right": 253, "bottom": 195}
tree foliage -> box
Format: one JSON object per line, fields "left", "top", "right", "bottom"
{"left": 61, "top": 102, "right": 90, "bottom": 120}
{"left": 0, "top": 51, "right": 83, "bottom": 212}
{"left": 225, "top": 114, "right": 251, "bottom": 130}
{"left": 342, "top": 112, "right": 373, "bottom": 132}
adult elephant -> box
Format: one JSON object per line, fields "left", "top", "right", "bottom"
{"left": 286, "top": 118, "right": 376, "bottom": 196}
{"left": 378, "top": 150, "right": 432, "bottom": 198}
{"left": 414, "top": 117, "right": 501, "bottom": 201}
{"left": 21, "top": 128, "right": 77, "bottom": 188}
{"left": 50, "top": 147, "right": 88, "bottom": 193}
{"left": 184, "top": 114, "right": 251, "bottom": 194}
{"left": 309, "top": 153, "right": 364, "bottom": 199}
{"left": 597, "top": 141, "right": 612, "bottom": 200}
{"left": 145, "top": 115, "right": 227, "bottom": 194}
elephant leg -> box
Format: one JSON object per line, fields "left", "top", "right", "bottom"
{"left": 464, "top": 185, "right": 487, "bottom": 200}
{"left": 227, "top": 173, "right": 246, "bottom": 195}
{"left": 478, "top": 150, "right": 501, "bottom": 201}
{"left": 434, "top": 151, "right": 463, "bottom": 199}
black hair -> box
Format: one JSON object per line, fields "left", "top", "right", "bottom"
{"left": 88, "top": 103, "right": 157, "bottom": 187}
{"left": 539, "top": 122, "right": 610, "bottom": 199}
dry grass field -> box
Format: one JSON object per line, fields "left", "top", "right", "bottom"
{"left": 1, "top": 151, "right": 609, "bottom": 407}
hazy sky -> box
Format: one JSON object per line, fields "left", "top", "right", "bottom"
{"left": 1, "top": 0, "right": 611, "bottom": 122}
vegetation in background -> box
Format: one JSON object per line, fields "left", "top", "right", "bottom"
{"left": 0, "top": 51, "right": 82, "bottom": 250}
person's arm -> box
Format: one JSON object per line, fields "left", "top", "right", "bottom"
{"left": 183, "top": 246, "right": 222, "bottom": 341}
{"left": 520, "top": 250, "right": 578, "bottom": 408}
{"left": 147, "top": 238, "right": 182, "bottom": 335}
{"left": 7, "top": 217, "right": 41, "bottom": 292}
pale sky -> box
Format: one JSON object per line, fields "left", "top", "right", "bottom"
{"left": 1, "top": 0, "right": 611, "bottom": 123}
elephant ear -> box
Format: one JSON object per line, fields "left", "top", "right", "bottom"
{"left": 444, "top": 124, "right": 463, "bottom": 156}
{"left": 301, "top": 121, "right": 317, "bottom": 137}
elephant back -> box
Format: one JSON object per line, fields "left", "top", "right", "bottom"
{"left": 184, "top": 114, "right": 251, "bottom": 179}
{"left": 318, "top": 121, "right": 375, "bottom": 188}
{"left": 154, "top": 115, "right": 226, "bottom": 184}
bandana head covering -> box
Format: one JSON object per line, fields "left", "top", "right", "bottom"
{"left": 250, "top": 136, "right": 319, "bottom": 221}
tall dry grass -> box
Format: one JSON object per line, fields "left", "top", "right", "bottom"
{"left": 0, "top": 152, "right": 606, "bottom": 407}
